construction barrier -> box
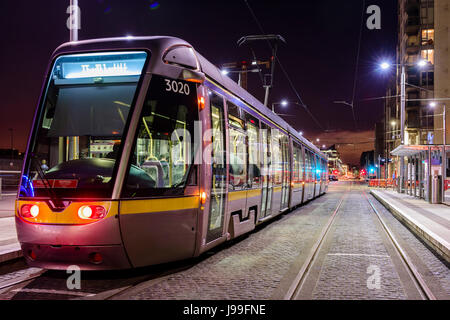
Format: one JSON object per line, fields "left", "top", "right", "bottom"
{"left": 368, "top": 179, "right": 396, "bottom": 188}
{"left": 370, "top": 178, "right": 450, "bottom": 191}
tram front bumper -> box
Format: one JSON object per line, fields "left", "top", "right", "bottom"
{"left": 20, "top": 243, "right": 132, "bottom": 270}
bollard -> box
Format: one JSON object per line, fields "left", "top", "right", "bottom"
{"left": 430, "top": 175, "right": 442, "bottom": 204}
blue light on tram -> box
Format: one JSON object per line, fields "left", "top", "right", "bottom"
{"left": 21, "top": 175, "right": 34, "bottom": 197}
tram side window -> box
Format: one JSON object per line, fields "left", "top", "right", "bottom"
{"left": 306, "top": 150, "right": 313, "bottom": 182}
{"left": 271, "top": 129, "right": 282, "bottom": 185}
{"left": 228, "top": 101, "right": 247, "bottom": 190}
{"left": 246, "top": 113, "right": 260, "bottom": 188}
{"left": 122, "top": 75, "right": 198, "bottom": 197}
{"left": 312, "top": 154, "right": 317, "bottom": 181}
{"left": 293, "top": 143, "right": 303, "bottom": 183}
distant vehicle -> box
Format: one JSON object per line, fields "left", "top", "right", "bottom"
{"left": 329, "top": 174, "right": 338, "bottom": 181}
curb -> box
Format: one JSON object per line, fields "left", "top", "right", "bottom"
{"left": 0, "top": 245, "right": 22, "bottom": 264}
{"left": 370, "top": 189, "right": 450, "bottom": 263}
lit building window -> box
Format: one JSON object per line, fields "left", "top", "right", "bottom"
{"left": 421, "top": 29, "right": 434, "bottom": 44}
{"left": 421, "top": 49, "right": 434, "bottom": 65}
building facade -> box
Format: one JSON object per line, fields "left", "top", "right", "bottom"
{"left": 382, "top": 0, "right": 450, "bottom": 182}
{"left": 323, "top": 145, "right": 344, "bottom": 175}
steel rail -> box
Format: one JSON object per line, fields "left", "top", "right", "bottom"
{"left": 284, "top": 182, "right": 352, "bottom": 299}
{"left": 363, "top": 191, "right": 436, "bottom": 300}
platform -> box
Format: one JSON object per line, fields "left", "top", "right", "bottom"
{"left": 371, "top": 188, "right": 450, "bottom": 263}
{"left": 0, "top": 195, "right": 21, "bottom": 263}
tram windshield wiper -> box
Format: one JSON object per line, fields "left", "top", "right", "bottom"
{"left": 30, "top": 155, "right": 60, "bottom": 205}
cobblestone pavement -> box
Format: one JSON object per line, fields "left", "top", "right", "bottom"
{"left": 119, "top": 181, "right": 449, "bottom": 300}
{"left": 116, "top": 183, "right": 348, "bottom": 300}
{"left": 1, "top": 181, "right": 448, "bottom": 300}
{"left": 300, "top": 185, "right": 409, "bottom": 300}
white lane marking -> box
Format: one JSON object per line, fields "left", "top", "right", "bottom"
{"left": 327, "top": 253, "right": 389, "bottom": 258}
{"left": 12, "top": 288, "right": 96, "bottom": 297}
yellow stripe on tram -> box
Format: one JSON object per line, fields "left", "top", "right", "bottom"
{"left": 120, "top": 197, "right": 200, "bottom": 215}
{"left": 228, "top": 189, "right": 262, "bottom": 202}
{"left": 228, "top": 190, "right": 248, "bottom": 202}
{"left": 273, "top": 186, "right": 282, "bottom": 192}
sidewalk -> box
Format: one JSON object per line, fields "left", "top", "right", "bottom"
{"left": 0, "top": 194, "right": 21, "bottom": 263}
{"left": 370, "top": 189, "right": 450, "bottom": 263}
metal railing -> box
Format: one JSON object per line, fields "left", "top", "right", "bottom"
{"left": 0, "top": 170, "right": 21, "bottom": 198}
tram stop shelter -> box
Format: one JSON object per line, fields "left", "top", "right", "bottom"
{"left": 391, "top": 144, "right": 449, "bottom": 204}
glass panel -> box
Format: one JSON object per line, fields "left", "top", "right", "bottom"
{"left": 20, "top": 51, "right": 148, "bottom": 198}
{"left": 281, "top": 135, "right": 290, "bottom": 209}
{"left": 260, "top": 123, "right": 272, "bottom": 217}
{"left": 122, "top": 74, "right": 198, "bottom": 198}
{"left": 207, "top": 92, "right": 227, "bottom": 242}
{"left": 272, "top": 129, "right": 282, "bottom": 186}
{"left": 247, "top": 118, "right": 260, "bottom": 188}
{"left": 229, "top": 127, "right": 247, "bottom": 190}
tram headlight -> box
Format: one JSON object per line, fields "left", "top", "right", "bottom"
{"left": 78, "top": 205, "right": 107, "bottom": 220}
{"left": 20, "top": 204, "right": 40, "bottom": 218}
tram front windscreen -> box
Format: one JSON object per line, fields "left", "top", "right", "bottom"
{"left": 20, "top": 51, "right": 148, "bottom": 198}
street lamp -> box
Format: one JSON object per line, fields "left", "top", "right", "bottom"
{"left": 221, "top": 68, "right": 261, "bottom": 87}
{"left": 379, "top": 59, "right": 431, "bottom": 192}
{"left": 272, "top": 100, "right": 288, "bottom": 113}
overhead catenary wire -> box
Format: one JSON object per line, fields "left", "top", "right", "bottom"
{"left": 242, "top": 0, "right": 324, "bottom": 131}
{"left": 349, "top": 0, "right": 366, "bottom": 130}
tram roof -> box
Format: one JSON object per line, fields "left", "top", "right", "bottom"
{"left": 53, "top": 36, "right": 325, "bottom": 159}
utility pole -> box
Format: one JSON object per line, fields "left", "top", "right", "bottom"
{"left": 68, "top": 0, "right": 80, "bottom": 42}
{"left": 399, "top": 65, "right": 406, "bottom": 193}
{"left": 8, "top": 128, "right": 13, "bottom": 162}
{"left": 442, "top": 104, "right": 446, "bottom": 202}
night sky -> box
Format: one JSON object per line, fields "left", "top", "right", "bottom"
{"left": 0, "top": 0, "right": 397, "bottom": 165}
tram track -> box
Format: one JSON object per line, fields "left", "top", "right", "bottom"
{"left": 285, "top": 182, "right": 437, "bottom": 300}
{"left": 362, "top": 190, "right": 436, "bottom": 300}
{"left": 283, "top": 182, "right": 352, "bottom": 299}
{"left": 0, "top": 255, "right": 202, "bottom": 300}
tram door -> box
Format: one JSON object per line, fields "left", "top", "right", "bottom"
{"left": 260, "top": 123, "right": 273, "bottom": 219}
{"left": 280, "top": 135, "right": 290, "bottom": 211}
{"left": 206, "top": 93, "right": 227, "bottom": 243}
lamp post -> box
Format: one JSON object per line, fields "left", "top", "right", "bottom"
{"left": 69, "top": 0, "right": 80, "bottom": 42}
{"left": 430, "top": 101, "right": 446, "bottom": 201}
{"left": 380, "top": 59, "right": 430, "bottom": 192}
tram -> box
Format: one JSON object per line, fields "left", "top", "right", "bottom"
{"left": 16, "top": 36, "right": 328, "bottom": 270}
